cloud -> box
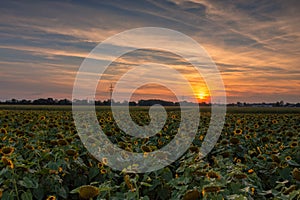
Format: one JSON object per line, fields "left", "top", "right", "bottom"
{"left": 0, "top": 0, "right": 299, "bottom": 102}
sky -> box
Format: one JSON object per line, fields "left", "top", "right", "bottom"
{"left": 0, "top": 0, "right": 299, "bottom": 103}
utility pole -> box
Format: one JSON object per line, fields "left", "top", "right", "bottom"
{"left": 109, "top": 83, "right": 113, "bottom": 103}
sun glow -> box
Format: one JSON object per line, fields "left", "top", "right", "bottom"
{"left": 196, "top": 91, "right": 209, "bottom": 102}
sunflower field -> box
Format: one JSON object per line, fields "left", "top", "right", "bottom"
{"left": 0, "top": 107, "right": 299, "bottom": 200}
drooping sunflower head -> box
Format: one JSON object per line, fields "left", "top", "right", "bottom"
{"left": 207, "top": 171, "right": 220, "bottom": 179}
{"left": 230, "top": 137, "right": 240, "bottom": 145}
{"left": 65, "top": 149, "right": 77, "bottom": 156}
{"left": 233, "top": 173, "right": 247, "bottom": 179}
{"left": 57, "top": 139, "right": 68, "bottom": 146}
{"left": 183, "top": 189, "right": 200, "bottom": 200}
{"left": 202, "top": 186, "right": 220, "bottom": 196}
{"left": 292, "top": 168, "right": 300, "bottom": 181}
{"left": 78, "top": 185, "right": 99, "bottom": 199}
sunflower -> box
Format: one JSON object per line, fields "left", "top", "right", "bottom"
{"left": 290, "top": 141, "right": 298, "bottom": 148}
{"left": 272, "top": 119, "right": 278, "bottom": 124}
{"left": 292, "top": 168, "right": 300, "bottom": 181}
{"left": 207, "top": 171, "right": 220, "bottom": 179}
{"left": 221, "top": 152, "right": 230, "bottom": 158}
{"left": 46, "top": 196, "right": 56, "bottom": 200}
{"left": 66, "top": 149, "right": 77, "bottom": 156}
{"left": 143, "top": 152, "right": 149, "bottom": 158}
{"left": 171, "top": 115, "right": 177, "bottom": 119}
{"left": 124, "top": 175, "right": 134, "bottom": 191}
{"left": 280, "top": 162, "right": 289, "bottom": 168}
{"left": 100, "top": 169, "right": 107, "bottom": 174}
{"left": 57, "top": 139, "right": 68, "bottom": 146}
{"left": 40, "top": 116, "right": 46, "bottom": 120}
{"left": 233, "top": 129, "right": 242, "bottom": 135}
{"left": 261, "top": 136, "right": 269, "bottom": 143}
{"left": 220, "top": 139, "right": 228, "bottom": 145}
{"left": 233, "top": 173, "right": 247, "bottom": 179}
{"left": 254, "top": 124, "right": 259, "bottom": 129}
{"left": 0, "top": 128, "right": 7, "bottom": 135}
{"left": 189, "top": 146, "right": 199, "bottom": 153}
{"left": 245, "top": 135, "right": 251, "bottom": 140}
{"left": 141, "top": 145, "right": 151, "bottom": 152}
{"left": 202, "top": 186, "right": 220, "bottom": 195}
{"left": 193, "top": 171, "right": 207, "bottom": 177}
{"left": 271, "top": 155, "right": 281, "bottom": 163}
{"left": 25, "top": 144, "right": 35, "bottom": 150}
{"left": 230, "top": 137, "right": 240, "bottom": 145}
{"left": 199, "top": 135, "right": 204, "bottom": 141}
{"left": 102, "top": 157, "right": 108, "bottom": 165}
{"left": 0, "top": 146, "right": 14, "bottom": 156}
{"left": 78, "top": 185, "right": 99, "bottom": 199}
{"left": 1, "top": 157, "right": 14, "bottom": 169}
{"left": 283, "top": 185, "right": 297, "bottom": 195}
{"left": 285, "top": 156, "right": 292, "bottom": 161}
{"left": 183, "top": 189, "right": 200, "bottom": 200}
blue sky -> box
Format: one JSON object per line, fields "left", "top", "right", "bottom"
{"left": 0, "top": 0, "right": 299, "bottom": 103}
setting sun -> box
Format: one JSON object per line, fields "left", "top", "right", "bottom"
{"left": 196, "top": 91, "right": 209, "bottom": 102}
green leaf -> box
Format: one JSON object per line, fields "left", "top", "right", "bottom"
{"left": 33, "top": 187, "right": 45, "bottom": 200}
{"left": 88, "top": 167, "right": 99, "bottom": 181}
{"left": 1, "top": 191, "right": 14, "bottom": 200}
{"left": 287, "top": 160, "right": 300, "bottom": 167}
{"left": 21, "top": 191, "right": 33, "bottom": 200}
{"left": 19, "top": 177, "right": 39, "bottom": 189}
{"left": 70, "top": 187, "right": 80, "bottom": 194}
{"left": 141, "top": 182, "right": 152, "bottom": 187}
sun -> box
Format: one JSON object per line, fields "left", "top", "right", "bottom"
{"left": 196, "top": 91, "right": 208, "bottom": 101}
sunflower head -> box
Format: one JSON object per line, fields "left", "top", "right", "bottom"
{"left": 102, "top": 157, "right": 108, "bottom": 165}
{"left": 141, "top": 145, "right": 151, "bottom": 152}
{"left": 46, "top": 196, "right": 56, "bottom": 200}
{"left": 230, "top": 137, "right": 240, "bottom": 145}
{"left": 66, "top": 149, "right": 77, "bottom": 156}
{"left": 57, "top": 139, "right": 68, "bottom": 146}
{"left": 245, "top": 135, "right": 251, "bottom": 140}
{"left": 0, "top": 128, "right": 7, "bottom": 135}
{"left": 78, "top": 185, "right": 99, "bottom": 199}
{"left": 207, "top": 171, "right": 220, "bottom": 179}
{"left": 292, "top": 168, "right": 300, "bottom": 181}
{"left": 290, "top": 141, "right": 298, "bottom": 148}
{"left": 1, "top": 157, "right": 14, "bottom": 169}
{"left": 202, "top": 186, "right": 221, "bottom": 195}
{"left": 183, "top": 189, "right": 200, "bottom": 200}
{"left": 233, "top": 173, "right": 247, "bottom": 179}
{"left": 0, "top": 146, "right": 14, "bottom": 156}
{"left": 233, "top": 129, "right": 242, "bottom": 135}
{"left": 285, "top": 156, "right": 292, "bottom": 161}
